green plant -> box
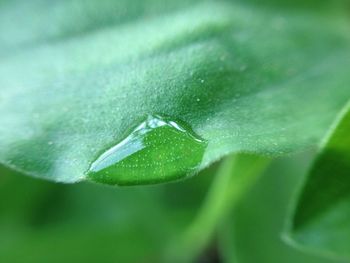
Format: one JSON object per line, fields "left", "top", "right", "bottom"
{"left": 0, "top": 0, "right": 349, "bottom": 262}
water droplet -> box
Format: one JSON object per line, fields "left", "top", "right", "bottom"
{"left": 87, "top": 115, "right": 207, "bottom": 185}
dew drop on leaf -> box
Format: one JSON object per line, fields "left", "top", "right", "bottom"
{"left": 87, "top": 115, "right": 207, "bottom": 185}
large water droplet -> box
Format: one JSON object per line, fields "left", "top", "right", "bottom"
{"left": 87, "top": 115, "right": 207, "bottom": 185}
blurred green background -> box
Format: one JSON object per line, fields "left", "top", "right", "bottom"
{"left": 0, "top": 152, "right": 345, "bottom": 263}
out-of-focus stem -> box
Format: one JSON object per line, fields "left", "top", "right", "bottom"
{"left": 167, "top": 154, "right": 270, "bottom": 263}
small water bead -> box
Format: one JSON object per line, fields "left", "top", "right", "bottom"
{"left": 87, "top": 115, "right": 207, "bottom": 185}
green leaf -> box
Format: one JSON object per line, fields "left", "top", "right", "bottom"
{"left": 1, "top": 0, "right": 349, "bottom": 184}
{"left": 286, "top": 101, "right": 350, "bottom": 260}
{"left": 220, "top": 153, "right": 338, "bottom": 263}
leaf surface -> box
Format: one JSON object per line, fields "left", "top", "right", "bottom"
{"left": 0, "top": 0, "right": 349, "bottom": 183}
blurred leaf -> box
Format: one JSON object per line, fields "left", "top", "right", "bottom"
{"left": 286, "top": 101, "right": 350, "bottom": 260}
{"left": 219, "top": 154, "right": 344, "bottom": 263}
{"left": 0, "top": 0, "right": 349, "bottom": 184}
